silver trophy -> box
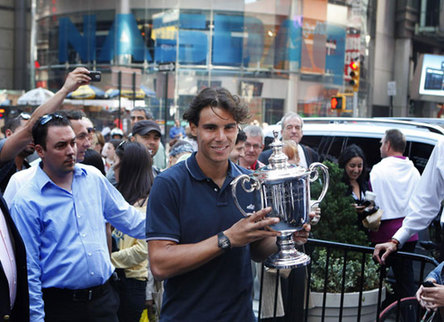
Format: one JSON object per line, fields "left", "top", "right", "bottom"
{"left": 231, "top": 131, "right": 329, "bottom": 269}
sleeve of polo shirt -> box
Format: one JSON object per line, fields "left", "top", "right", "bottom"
{"left": 10, "top": 198, "right": 45, "bottom": 322}
{"left": 146, "top": 176, "right": 181, "bottom": 242}
{"left": 99, "top": 175, "right": 146, "bottom": 240}
{"left": 393, "top": 139, "right": 444, "bottom": 245}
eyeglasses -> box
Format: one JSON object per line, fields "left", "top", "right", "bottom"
{"left": 19, "top": 112, "right": 31, "bottom": 120}
{"left": 39, "top": 113, "right": 64, "bottom": 126}
{"left": 87, "top": 127, "right": 96, "bottom": 134}
{"left": 245, "top": 142, "right": 262, "bottom": 150}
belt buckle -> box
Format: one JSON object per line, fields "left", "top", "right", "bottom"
{"left": 72, "top": 289, "right": 93, "bottom": 302}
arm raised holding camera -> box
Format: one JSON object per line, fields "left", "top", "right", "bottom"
{"left": 0, "top": 67, "right": 91, "bottom": 163}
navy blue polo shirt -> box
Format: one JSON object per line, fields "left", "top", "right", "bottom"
{"left": 146, "top": 153, "right": 259, "bottom": 322}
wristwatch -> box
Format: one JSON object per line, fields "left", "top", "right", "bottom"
{"left": 217, "top": 232, "right": 231, "bottom": 251}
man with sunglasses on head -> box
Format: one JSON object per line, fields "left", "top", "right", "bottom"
{"left": 3, "top": 110, "right": 94, "bottom": 205}
{"left": 0, "top": 113, "right": 34, "bottom": 193}
{"left": 9, "top": 113, "right": 146, "bottom": 322}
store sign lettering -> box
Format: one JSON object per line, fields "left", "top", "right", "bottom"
{"left": 58, "top": 12, "right": 345, "bottom": 84}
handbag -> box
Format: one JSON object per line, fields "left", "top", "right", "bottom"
{"left": 362, "top": 209, "right": 383, "bottom": 231}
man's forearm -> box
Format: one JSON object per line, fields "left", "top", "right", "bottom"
{"left": 0, "top": 67, "right": 90, "bottom": 162}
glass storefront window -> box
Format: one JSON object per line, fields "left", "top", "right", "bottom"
{"left": 33, "top": 0, "right": 371, "bottom": 131}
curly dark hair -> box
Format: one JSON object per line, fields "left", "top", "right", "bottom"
{"left": 338, "top": 144, "right": 368, "bottom": 197}
{"left": 183, "top": 87, "right": 249, "bottom": 125}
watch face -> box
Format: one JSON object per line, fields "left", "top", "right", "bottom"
{"left": 218, "top": 233, "right": 231, "bottom": 250}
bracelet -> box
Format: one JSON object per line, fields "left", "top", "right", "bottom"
{"left": 390, "top": 238, "right": 400, "bottom": 249}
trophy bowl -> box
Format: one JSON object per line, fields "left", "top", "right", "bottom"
{"left": 231, "top": 132, "right": 329, "bottom": 269}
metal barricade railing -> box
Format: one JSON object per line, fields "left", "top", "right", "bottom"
{"left": 256, "top": 238, "right": 439, "bottom": 322}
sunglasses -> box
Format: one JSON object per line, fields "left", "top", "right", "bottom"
{"left": 87, "top": 127, "right": 96, "bottom": 134}
{"left": 116, "top": 140, "right": 127, "bottom": 151}
{"left": 39, "top": 113, "right": 64, "bottom": 126}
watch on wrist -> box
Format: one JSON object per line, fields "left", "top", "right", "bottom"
{"left": 217, "top": 232, "right": 231, "bottom": 251}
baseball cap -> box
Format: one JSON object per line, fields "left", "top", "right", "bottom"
{"left": 110, "top": 128, "right": 124, "bottom": 138}
{"left": 132, "top": 120, "right": 161, "bottom": 137}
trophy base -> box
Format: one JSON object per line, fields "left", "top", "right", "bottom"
{"left": 264, "top": 251, "right": 310, "bottom": 269}
{"left": 264, "top": 234, "right": 311, "bottom": 269}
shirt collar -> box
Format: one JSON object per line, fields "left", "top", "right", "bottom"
{"left": 35, "top": 162, "right": 88, "bottom": 191}
{"left": 184, "top": 152, "right": 248, "bottom": 182}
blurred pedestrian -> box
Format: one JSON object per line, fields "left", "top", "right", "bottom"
{"left": 229, "top": 129, "right": 247, "bottom": 164}
{"left": 81, "top": 149, "right": 106, "bottom": 176}
{"left": 168, "top": 119, "right": 185, "bottom": 141}
{"left": 167, "top": 140, "right": 194, "bottom": 168}
{"left": 103, "top": 139, "right": 121, "bottom": 174}
{"left": 0, "top": 113, "right": 34, "bottom": 192}
{"left": 112, "top": 141, "right": 154, "bottom": 322}
{"left": 282, "top": 140, "right": 300, "bottom": 166}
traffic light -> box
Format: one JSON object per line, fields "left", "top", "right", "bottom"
{"left": 330, "top": 96, "right": 343, "bottom": 110}
{"left": 349, "top": 60, "right": 360, "bottom": 92}
{"left": 0, "top": 108, "right": 4, "bottom": 119}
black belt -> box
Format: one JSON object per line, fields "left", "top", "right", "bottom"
{"left": 42, "top": 280, "right": 110, "bottom": 302}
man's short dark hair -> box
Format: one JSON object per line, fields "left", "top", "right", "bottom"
{"left": 58, "top": 110, "right": 86, "bottom": 121}
{"left": 132, "top": 108, "right": 153, "bottom": 120}
{"left": 183, "top": 87, "right": 249, "bottom": 126}
{"left": 4, "top": 116, "right": 23, "bottom": 133}
{"left": 235, "top": 129, "right": 247, "bottom": 145}
{"left": 384, "top": 129, "right": 406, "bottom": 153}
{"left": 32, "top": 113, "right": 71, "bottom": 149}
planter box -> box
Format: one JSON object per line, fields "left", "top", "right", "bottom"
{"left": 307, "top": 288, "right": 386, "bottom": 322}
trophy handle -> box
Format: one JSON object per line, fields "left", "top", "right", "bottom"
{"left": 231, "top": 174, "right": 262, "bottom": 217}
{"left": 308, "top": 162, "right": 330, "bottom": 207}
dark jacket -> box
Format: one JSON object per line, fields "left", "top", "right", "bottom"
{"left": 0, "top": 193, "right": 29, "bottom": 322}
{"left": 258, "top": 144, "right": 320, "bottom": 166}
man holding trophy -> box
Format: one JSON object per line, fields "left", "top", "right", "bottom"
{"left": 146, "top": 87, "right": 320, "bottom": 321}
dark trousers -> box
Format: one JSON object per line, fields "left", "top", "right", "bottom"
{"left": 43, "top": 281, "right": 119, "bottom": 322}
{"left": 391, "top": 241, "right": 417, "bottom": 299}
{"left": 117, "top": 276, "right": 147, "bottom": 322}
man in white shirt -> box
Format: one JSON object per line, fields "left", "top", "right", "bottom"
{"left": 370, "top": 129, "right": 420, "bottom": 299}
{"left": 374, "top": 138, "right": 444, "bottom": 260}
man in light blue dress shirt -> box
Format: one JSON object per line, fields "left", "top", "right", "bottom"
{"left": 10, "top": 113, "right": 146, "bottom": 322}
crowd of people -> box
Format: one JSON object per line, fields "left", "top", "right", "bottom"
{"left": 0, "top": 67, "right": 443, "bottom": 322}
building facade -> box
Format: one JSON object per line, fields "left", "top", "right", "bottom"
{"left": 27, "top": 0, "right": 444, "bottom": 128}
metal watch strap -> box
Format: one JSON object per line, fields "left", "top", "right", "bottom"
{"left": 217, "top": 232, "right": 231, "bottom": 251}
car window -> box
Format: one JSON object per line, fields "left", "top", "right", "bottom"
{"left": 408, "top": 141, "right": 434, "bottom": 174}
{"left": 301, "top": 135, "right": 323, "bottom": 152}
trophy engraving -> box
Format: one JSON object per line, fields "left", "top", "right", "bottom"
{"left": 231, "top": 131, "right": 329, "bottom": 269}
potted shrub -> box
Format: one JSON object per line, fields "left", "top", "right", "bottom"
{"left": 308, "top": 160, "right": 385, "bottom": 321}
